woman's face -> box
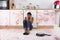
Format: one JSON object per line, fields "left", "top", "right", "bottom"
{"left": 27, "top": 14, "right": 31, "bottom": 18}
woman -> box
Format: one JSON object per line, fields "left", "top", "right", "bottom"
{"left": 23, "top": 12, "right": 34, "bottom": 35}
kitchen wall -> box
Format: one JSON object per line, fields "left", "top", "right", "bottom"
{"left": 13, "top": 0, "right": 56, "bottom": 9}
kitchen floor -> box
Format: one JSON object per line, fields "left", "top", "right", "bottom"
{"left": 0, "top": 28, "right": 60, "bottom": 40}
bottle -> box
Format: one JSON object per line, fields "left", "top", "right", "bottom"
{"left": 33, "top": 6, "right": 36, "bottom": 9}
{"left": 29, "top": 3, "right": 33, "bottom": 9}
{"left": 36, "top": 5, "right": 40, "bottom": 9}
{"left": 22, "top": 6, "right": 25, "bottom": 9}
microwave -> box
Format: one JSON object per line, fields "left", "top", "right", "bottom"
{"left": 0, "top": 0, "right": 9, "bottom": 9}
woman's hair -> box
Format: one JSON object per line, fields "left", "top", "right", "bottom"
{"left": 27, "top": 12, "right": 32, "bottom": 15}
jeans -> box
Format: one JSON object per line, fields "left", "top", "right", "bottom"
{"left": 23, "top": 20, "right": 33, "bottom": 30}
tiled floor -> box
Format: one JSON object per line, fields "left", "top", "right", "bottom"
{"left": 0, "top": 29, "right": 59, "bottom": 40}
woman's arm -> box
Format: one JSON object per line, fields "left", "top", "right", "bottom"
{"left": 24, "top": 17, "right": 34, "bottom": 24}
{"left": 30, "top": 17, "right": 34, "bottom": 24}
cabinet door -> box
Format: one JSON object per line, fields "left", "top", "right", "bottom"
{"left": 0, "top": 10, "right": 9, "bottom": 26}
{"left": 10, "top": 10, "right": 23, "bottom": 26}
{"left": 37, "top": 10, "right": 55, "bottom": 26}
{"left": 24, "top": 10, "right": 37, "bottom": 28}
{"left": 56, "top": 12, "right": 60, "bottom": 27}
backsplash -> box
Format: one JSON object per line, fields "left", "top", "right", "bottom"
{"left": 13, "top": 0, "right": 55, "bottom": 9}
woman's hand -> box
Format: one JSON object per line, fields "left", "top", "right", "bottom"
{"left": 25, "top": 17, "right": 28, "bottom": 20}
{"left": 30, "top": 17, "right": 34, "bottom": 24}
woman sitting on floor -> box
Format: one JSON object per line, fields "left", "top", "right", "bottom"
{"left": 23, "top": 12, "right": 34, "bottom": 35}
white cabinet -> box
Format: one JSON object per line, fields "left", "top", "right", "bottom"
{"left": 37, "top": 10, "right": 55, "bottom": 26}
{"left": 0, "top": 10, "right": 55, "bottom": 28}
{"left": 0, "top": 10, "right": 9, "bottom": 26}
{"left": 10, "top": 10, "right": 23, "bottom": 26}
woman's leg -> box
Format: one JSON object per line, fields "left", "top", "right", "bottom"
{"left": 24, "top": 20, "right": 33, "bottom": 32}
{"left": 30, "top": 24, "right": 33, "bottom": 30}
{"left": 23, "top": 20, "right": 28, "bottom": 33}
{"left": 26, "top": 28, "right": 30, "bottom": 33}
{"left": 23, "top": 20, "right": 33, "bottom": 35}
{"left": 24, "top": 20, "right": 31, "bottom": 33}
{"left": 23, "top": 20, "right": 30, "bottom": 33}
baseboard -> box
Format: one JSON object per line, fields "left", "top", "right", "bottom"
{"left": 0, "top": 25, "right": 54, "bottom": 29}
{"left": 0, "top": 26, "right": 23, "bottom": 29}
{"left": 37, "top": 25, "right": 54, "bottom": 29}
